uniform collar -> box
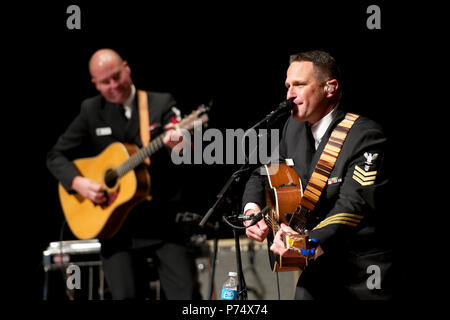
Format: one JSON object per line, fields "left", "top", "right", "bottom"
{"left": 310, "top": 104, "right": 338, "bottom": 150}
{"left": 122, "top": 84, "right": 136, "bottom": 119}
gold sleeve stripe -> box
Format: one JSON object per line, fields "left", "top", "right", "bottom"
{"left": 313, "top": 219, "right": 359, "bottom": 230}
{"left": 322, "top": 213, "right": 364, "bottom": 221}
{"left": 313, "top": 213, "right": 363, "bottom": 230}
{"left": 315, "top": 217, "right": 360, "bottom": 228}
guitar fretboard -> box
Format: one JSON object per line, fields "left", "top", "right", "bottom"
{"left": 288, "top": 206, "right": 308, "bottom": 234}
{"left": 115, "top": 134, "right": 165, "bottom": 178}
{"left": 110, "top": 104, "right": 208, "bottom": 180}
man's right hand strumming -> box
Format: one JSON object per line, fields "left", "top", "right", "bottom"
{"left": 71, "top": 176, "right": 107, "bottom": 204}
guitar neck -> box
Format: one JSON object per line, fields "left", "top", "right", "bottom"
{"left": 289, "top": 206, "right": 309, "bottom": 234}
{"left": 109, "top": 104, "right": 209, "bottom": 179}
{"left": 115, "top": 133, "right": 166, "bottom": 178}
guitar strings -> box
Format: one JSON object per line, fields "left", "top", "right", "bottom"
{"left": 114, "top": 106, "right": 208, "bottom": 178}
{"left": 115, "top": 134, "right": 165, "bottom": 177}
{"left": 266, "top": 205, "right": 307, "bottom": 242}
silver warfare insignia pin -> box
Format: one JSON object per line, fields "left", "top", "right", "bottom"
{"left": 363, "top": 152, "right": 378, "bottom": 171}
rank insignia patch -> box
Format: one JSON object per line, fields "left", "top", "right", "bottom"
{"left": 363, "top": 152, "right": 378, "bottom": 171}
{"left": 352, "top": 165, "right": 377, "bottom": 186}
{"left": 328, "top": 177, "right": 342, "bottom": 185}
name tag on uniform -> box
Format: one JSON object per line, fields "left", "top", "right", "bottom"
{"left": 96, "top": 127, "right": 112, "bottom": 136}
{"left": 285, "top": 158, "right": 295, "bottom": 166}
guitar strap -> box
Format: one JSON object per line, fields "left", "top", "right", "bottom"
{"left": 137, "top": 90, "right": 151, "bottom": 165}
{"left": 299, "top": 112, "right": 360, "bottom": 212}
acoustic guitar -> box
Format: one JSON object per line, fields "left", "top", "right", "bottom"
{"left": 59, "top": 105, "right": 209, "bottom": 240}
{"left": 264, "top": 163, "right": 310, "bottom": 272}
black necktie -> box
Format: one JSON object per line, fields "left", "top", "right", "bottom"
{"left": 305, "top": 124, "right": 316, "bottom": 164}
{"left": 118, "top": 105, "right": 128, "bottom": 121}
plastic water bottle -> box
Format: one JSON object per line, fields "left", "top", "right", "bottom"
{"left": 221, "top": 271, "right": 238, "bottom": 300}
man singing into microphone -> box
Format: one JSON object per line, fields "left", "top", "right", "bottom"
{"left": 242, "top": 50, "right": 392, "bottom": 300}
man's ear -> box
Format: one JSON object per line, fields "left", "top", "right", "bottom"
{"left": 91, "top": 77, "right": 99, "bottom": 90}
{"left": 324, "top": 79, "right": 338, "bottom": 97}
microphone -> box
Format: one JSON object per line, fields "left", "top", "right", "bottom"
{"left": 264, "top": 98, "right": 296, "bottom": 124}
{"left": 275, "top": 98, "right": 296, "bottom": 115}
{"left": 238, "top": 205, "right": 270, "bottom": 227}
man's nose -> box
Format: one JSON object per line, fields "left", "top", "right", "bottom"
{"left": 110, "top": 79, "right": 119, "bottom": 89}
{"left": 286, "top": 87, "right": 296, "bottom": 100}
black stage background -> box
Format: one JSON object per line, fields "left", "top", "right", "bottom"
{"left": 5, "top": 0, "right": 413, "bottom": 304}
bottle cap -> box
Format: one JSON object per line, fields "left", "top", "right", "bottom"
{"left": 228, "top": 271, "right": 237, "bottom": 277}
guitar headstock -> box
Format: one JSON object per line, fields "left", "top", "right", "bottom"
{"left": 177, "top": 103, "right": 210, "bottom": 132}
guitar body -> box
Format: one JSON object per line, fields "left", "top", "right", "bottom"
{"left": 58, "top": 142, "right": 150, "bottom": 239}
{"left": 56, "top": 105, "right": 209, "bottom": 240}
{"left": 264, "top": 164, "right": 308, "bottom": 272}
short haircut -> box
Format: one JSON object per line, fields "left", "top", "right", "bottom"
{"left": 289, "top": 50, "right": 341, "bottom": 86}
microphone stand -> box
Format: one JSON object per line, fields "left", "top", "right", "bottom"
{"left": 201, "top": 158, "right": 254, "bottom": 300}
{"left": 199, "top": 99, "right": 293, "bottom": 300}
{"left": 199, "top": 98, "right": 293, "bottom": 228}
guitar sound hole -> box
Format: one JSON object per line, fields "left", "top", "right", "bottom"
{"left": 105, "top": 170, "right": 118, "bottom": 188}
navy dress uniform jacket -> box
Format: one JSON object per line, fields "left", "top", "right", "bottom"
{"left": 242, "top": 107, "right": 393, "bottom": 299}
{"left": 47, "top": 91, "right": 185, "bottom": 245}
